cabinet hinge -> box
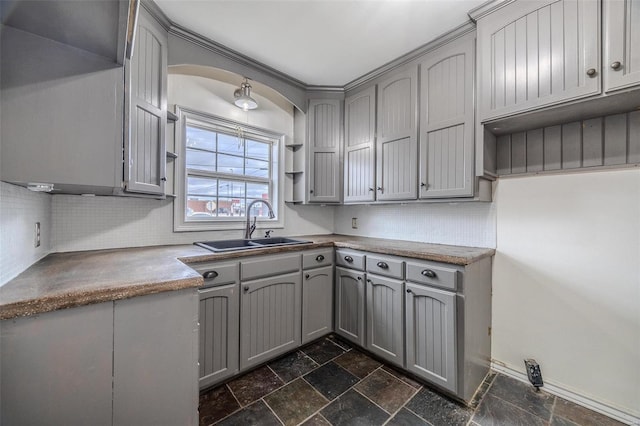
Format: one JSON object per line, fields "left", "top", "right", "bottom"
{"left": 488, "top": 327, "right": 492, "bottom": 336}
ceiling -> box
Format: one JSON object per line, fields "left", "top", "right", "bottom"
{"left": 154, "top": 0, "right": 487, "bottom": 86}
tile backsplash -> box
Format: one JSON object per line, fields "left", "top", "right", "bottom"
{"left": 0, "top": 182, "right": 52, "bottom": 285}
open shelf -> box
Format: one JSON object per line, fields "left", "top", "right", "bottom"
{"left": 285, "top": 170, "right": 303, "bottom": 175}
{"left": 285, "top": 143, "right": 303, "bottom": 149}
{"left": 166, "top": 151, "right": 178, "bottom": 160}
{"left": 167, "top": 111, "right": 178, "bottom": 122}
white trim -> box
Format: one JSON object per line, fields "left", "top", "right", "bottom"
{"left": 490, "top": 361, "right": 640, "bottom": 425}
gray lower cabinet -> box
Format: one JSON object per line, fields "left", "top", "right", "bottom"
{"left": 334, "top": 266, "right": 366, "bottom": 346}
{"left": 198, "top": 283, "right": 240, "bottom": 389}
{"left": 240, "top": 271, "right": 302, "bottom": 370}
{"left": 302, "top": 264, "right": 334, "bottom": 344}
{"left": 365, "top": 274, "right": 404, "bottom": 367}
{"left": 405, "top": 283, "right": 457, "bottom": 394}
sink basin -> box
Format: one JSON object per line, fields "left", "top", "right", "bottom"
{"left": 195, "top": 237, "right": 311, "bottom": 253}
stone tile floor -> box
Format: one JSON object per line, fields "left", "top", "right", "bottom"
{"left": 200, "top": 335, "right": 625, "bottom": 426}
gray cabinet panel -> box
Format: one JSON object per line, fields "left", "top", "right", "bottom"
{"left": 335, "top": 249, "right": 366, "bottom": 270}
{"left": 366, "top": 254, "right": 404, "bottom": 279}
{"left": 241, "top": 252, "right": 301, "bottom": 281}
{"left": 113, "top": 289, "right": 199, "bottom": 426}
{"left": 406, "top": 260, "right": 459, "bottom": 292}
{"left": 125, "top": 8, "right": 167, "bottom": 195}
{"left": 240, "top": 271, "right": 302, "bottom": 370}
{"left": 376, "top": 67, "right": 418, "bottom": 200}
{"left": 1, "top": 303, "right": 114, "bottom": 426}
{"left": 199, "top": 283, "right": 240, "bottom": 389}
{"left": 419, "top": 34, "right": 475, "bottom": 198}
{"left": 344, "top": 86, "right": 377, "bottom": 202}
{"left": 302, "top": 248, "right": 334, "bottom": 269}
{"left": 302, "top": 265, "right": 334, "bottom": 344}
{"left": 335, "top": 266, "right": 366, "bottom": 346}
{"left": 605, "top": 0, "right": 640, "bottom": 91}
{"left": 406, "top": 283, "right": 457, "bottom": 394}
{"left": 366, "top": 274, "right": 404, "bottom": 367}
{"left": 478, "top": 0, "right": 601, "bottom": 121}
{"left": 308, "top": 98, "right": 342, "bottom": 203}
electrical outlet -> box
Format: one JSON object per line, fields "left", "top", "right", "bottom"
{"left": 35, "top": 222, "right": 41, "bottom": 248}
{"left": 351, "top": 217, "right": 358, "bottom": 229}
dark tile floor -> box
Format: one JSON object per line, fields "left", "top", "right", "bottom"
{"left": 200, "top": 335, "right": 625, "bottom": 426}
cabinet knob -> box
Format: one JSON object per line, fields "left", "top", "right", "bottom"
{"left": 366, "top": 279, "right": 372, "bottom": 283}
{"left": 376, "top": 261, "right": 389, "bottom": 269}
{"left": 310, "top": 189, "right": 314, "bottom": 194}
{"left": 368, "top": 187, "right": 374, "bottom": 192}
{"left": 611, "top": 61, "right": 622, "bottom": 70}
{"left": 406, "top": 289, "right": 412, "bottom": 294}
{"left": 421, "top": 269, "right": 437, "bottom": 278}
{"left": 305, "top": 273, "right": 310, "bottom": 279}
{"left": 161, "top": 177, "right": 167, "bottom": 182}
{"left": 202, "top": 270, "right": 218, "bottom": 279}
{"left": 316, "top": 255, "right": 325, "bottom": 262}
{"left": 377, "top": 187, "right": 383, "bottom": 192}
{"left": 344, "top": 255, "right": 354, "bottom": 263}
{"left": 420, "top": 182, "right": 426, "bottom": 188}
{"left": 357, "top": 276, "right": 362, "bottom": 281}
{"left": 243, "top": 285, "right": 250, "bottom": 293}
{"left": 586, "top": 68, "right": 597, "bottom": 77}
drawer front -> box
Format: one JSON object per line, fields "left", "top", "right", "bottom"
{"left": 191, "top": 261, "right": 239, "bottom": 288}
{"left": 302, "top": 248, "right": 334, "bottom": 270}
{"left": 335, "top": 249, "right": 365, "bottom": 270}
{"left": 366, "top": 254, "right": 404, "bottom": 279}
{"left": 406, "top": 260, "right": 458, "bottom": 291}
{"left": 241, "top": 253, "right": 301, "bottom": 281}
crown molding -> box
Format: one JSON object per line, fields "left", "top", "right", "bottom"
{"left": 468, "top": 0, "right": 516, "bottom": 22}
{"left": 140, "top": 0, "right": 171, "bottom": 30}
{"left": 343, "top": 20, "right": 476, "bottom": 93}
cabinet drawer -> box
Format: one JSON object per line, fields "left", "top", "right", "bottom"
{"left": 406, "top": 260, "right": 458, "bottom": 291}
{"left": 241, "top": 253, "right": 301, "bottom": 281}
{"left": 366, "top": 254, "right": 404, "bottom": 279}
{"left": 335, "top": 249, "right": 365, "bottom": 270}
{"left": 303, "top": 249, "right": 334, "bottom": 270}
{"left": 191, "top": 261, "right": 239, "bottom": 288}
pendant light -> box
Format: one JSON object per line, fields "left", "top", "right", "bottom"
{"left": 233, "top": 78, "right": 258, "bottom": 111}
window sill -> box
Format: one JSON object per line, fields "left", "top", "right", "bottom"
{"left": 174, "top": 220, "right": 284, "bottom": 233}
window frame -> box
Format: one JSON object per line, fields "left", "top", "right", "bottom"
{"left": 173, "top": 106, "right": 284, "bottom": 232}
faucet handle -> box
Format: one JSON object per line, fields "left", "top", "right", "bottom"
{"left": 264, "top": 230, "right": 273, "bottom": 238}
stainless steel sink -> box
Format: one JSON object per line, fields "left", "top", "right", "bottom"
{"left": 194, "top": 237, "right": 311, "bottom": 253}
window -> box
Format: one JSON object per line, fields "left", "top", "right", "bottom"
{"left": 174, "top": 108, "right": 282, "bottom": 231}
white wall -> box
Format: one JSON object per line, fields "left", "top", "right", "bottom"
{"left": 0, "top": 182, "right": 52, "bottom": 285}
{"left": 492, "top": 168, "right": 640, "bottom": 418}
{"left": 334, "top": 202, "right": 496, "bottom": 248}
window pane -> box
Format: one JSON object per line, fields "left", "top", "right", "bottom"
{"left": 247, "top": 199, "right": 272, "bottom": 218}
{"left": 246, "top": 139, "right": 270, "bottom": 160}
{"left": 245, "top": 158, "right": 269, "bottom": 178}
{"left": 247, "top": 182, "right": 269, "bottom": 200}
{"left": 217, "top": 198, "right": 244, "bottom": 217}
{"left": 187, "top": 176, "right": 217, "bottom": 196}
{"left": 186, "top": 196, "right": 216, "bottom": 220}
{"left": 186, "top": 126, "right": 216, "bottom": 151}
{"left": 218, "top": 180, "right": 245, "bottom": 198}
{"left": 217, "top": 154, "right": 244, "bottom": 175}
{"left": 217, "top": 133, "right": 244, "bottom": 156}
{"left": 186, "top": 149, "right": 216, "bottom": 172}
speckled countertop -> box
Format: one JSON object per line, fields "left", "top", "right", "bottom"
{"left": 0, "top": 235, "right": 494, "bottom": 320}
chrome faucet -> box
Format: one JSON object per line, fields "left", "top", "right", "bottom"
{"left": 244, "top": 200, "right": 275, "bottom": 239}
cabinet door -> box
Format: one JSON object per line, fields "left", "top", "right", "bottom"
{"left": 376, "top": 67, "right": 418, "bottom": 200}
{"left": 114, "top": 289, "right": 199, "bottom": 426}
{"left": 302, "top": 265, "right": 334, "bottom": 344}
{"left": 366, "top": 274, "right": 404, "bottom": 367}
{"left": 199, "top": 283, "right": 240, "bottom": 389}
{"left": 344, "top": 86, "right": 376, "bottom": 203}
{"left": 240, "top": 271, "right": 302, "bottom": 370}
{"left": 405, "top": 283, "right": 457, "bottom": 394}
{"left": 419, "top": 35, "right": 474, "bottom": 198}
{"left": 125, "top": 8, "right": 167, "bottom": 195}
{"left": 308, "top": 98, "right": 342, "bottom": 203}
{"left": 605, "top": 0, "right": 640, "bottom": 92}
{"left": 335, "top": 266, "right": 366, "bottom": 346}
{"left": 477, "top": 0, "right": 600, "bottom": 121}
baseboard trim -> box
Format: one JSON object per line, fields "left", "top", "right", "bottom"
{"left": 490, "top": 361, "right": 639, "bottom": 426}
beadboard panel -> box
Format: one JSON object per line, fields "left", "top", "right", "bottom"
{"left": 495, "top": 111, "right": 640, "bottom": 175}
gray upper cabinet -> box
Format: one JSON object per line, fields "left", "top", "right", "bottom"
{"left": 125, "top": 8, "right": 167, "bottom": 195}
{"left": 308, "top": 98, "right": 342, "bottom": 203}
{"left": 604, "top": 0, "right": 640, "bottom": 92}
{"left": 419, "top": 34, "right": 475, "bottom": 198}
{"left": 344, "top": 86, "right": 377, "bottom": 203}
{"left": 366, "top": 274, "right": 404, "bottom": 367}
{"left": 302, "top": 264, "right": 334, "bottom": 344}
{"left": 240, "top": 270, "right": 302, "bottom": 370}
{"left": 376, "top": 66, "right": 419, "bottom": 200}
{"left": 477, "top": 0, "right": 601, "bottom": 122}
{"left": 335, "top": 266, "right": 366, "bottom": 346}
{"left": 405, "top": 283, "right": 457, "bottom": 394}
